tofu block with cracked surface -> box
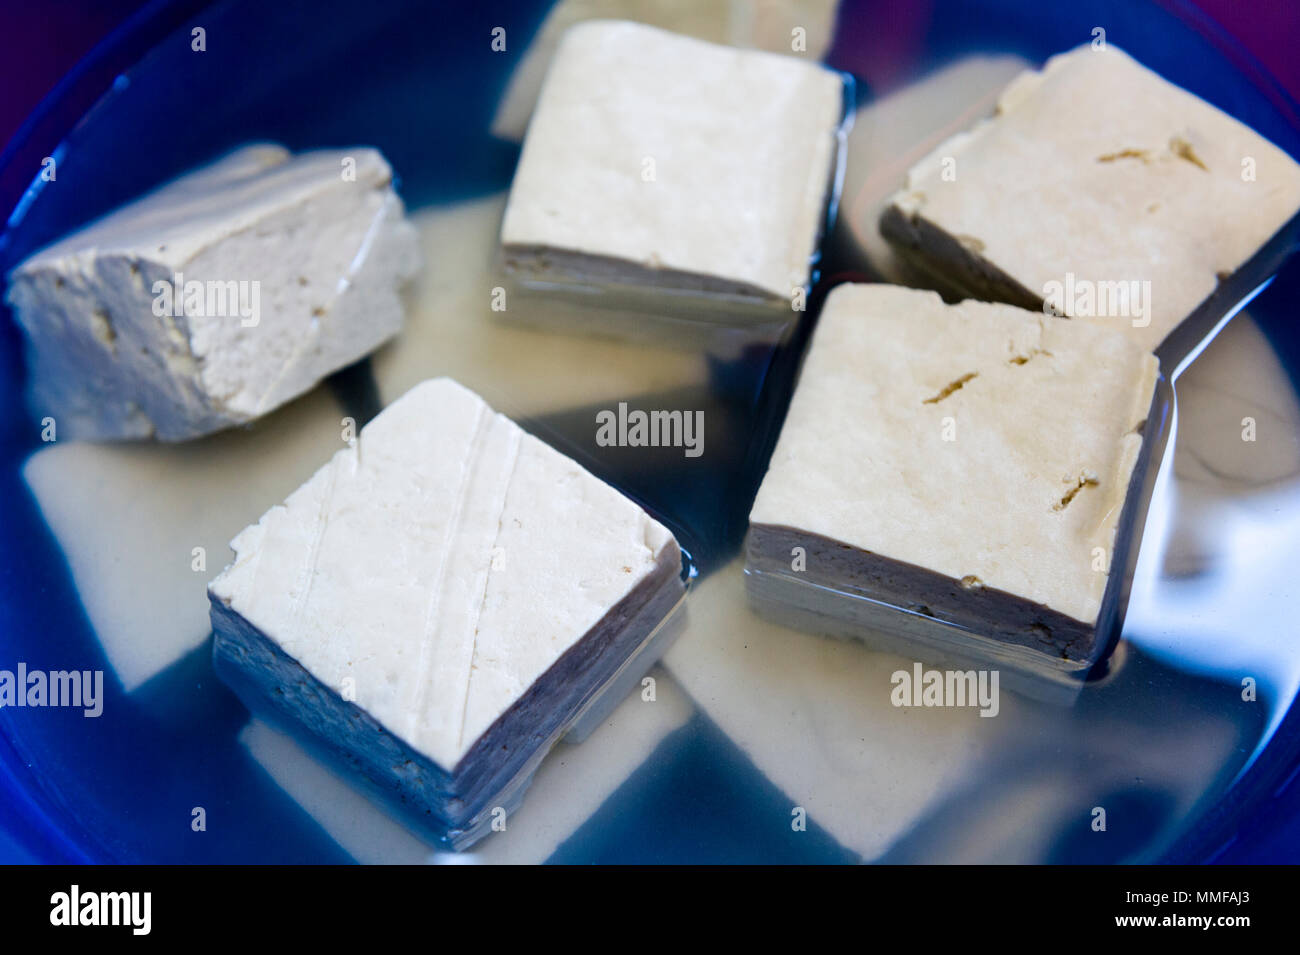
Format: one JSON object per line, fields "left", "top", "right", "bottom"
{"left": 879, "top": 45, "right": 1300, "bottom": 353}
{"left": 747, "top": 284, "right": 1160, "bottom": 669}
{"left": 500, "top": 19, "right": 845, "bottom": 312}
{"left": 209, "top": 377, "right": 684, "bottom": 848}
{"left": 5, "top": 144, "right": 420, "bottom": 441}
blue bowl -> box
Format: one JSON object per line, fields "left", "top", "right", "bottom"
{"left": 2, "top": 0, "right": 1299, "bottom": 863}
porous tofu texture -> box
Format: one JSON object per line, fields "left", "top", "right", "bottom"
{"left": 749, "top": 284, "right": 1158, "bottom": 628}
{"left": 6, "top": 144, "right": 419, "bottom": 441}
{"left": 500, "top": 19, "right": 844, "bottom": 303}
{"left": 882, "top": 45, "right": 1300, "bottom": 351}
{"left": 209, "top": 377, "right": 679, "bottom": 772}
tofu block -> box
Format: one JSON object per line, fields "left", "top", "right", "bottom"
{"left": 491, "top": 0, "right": 841, "bottom": 142}
{"left": 747, "top": 284, "right": 1161, "bottom": 671}
{"left": 500, "top": 20, "right": 845, "bottom": 312}
{"left": 209, "top": 377, "right": 684, "bottom": 848}
{"left": 880, "top": 46, "right": 1300, "bottom": 352}
{"left": 5, "top": 144, "right": 420, "bottom": 441}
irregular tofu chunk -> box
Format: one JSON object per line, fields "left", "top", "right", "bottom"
{"left": 880, "top": 46, "right": 1300, "bottom": 352}
{"left": 6, "top": 144, "right": 420, "bottom": 441}
{"left": 209, "top": 377, "right": 684, "bottom": 848}
{"left": 747, "top": 284, "right": 1160, "bottom": 668}
{"left": 500, "top": 20, "right": 845, "bottom": 310}
{"left": 491, "top": 0, "right": 841, "bottom": 141}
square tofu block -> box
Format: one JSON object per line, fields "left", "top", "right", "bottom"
{"left": 209, "top": 377, "right": 684, "bottom": 848}
{"left": 500, "top": 19, "right": 845, "bottom": 311}
{"left": 5, "top": 144, "right": 420, "bottom": 441}
{"left": 747, "top": 284, "right": 1161, "bottom": 672}
{"left": 880, "top": 45, "right": 1300, "bottom": 353}
{"left": 491, "top": 0, "right": 841, "bottom": 141}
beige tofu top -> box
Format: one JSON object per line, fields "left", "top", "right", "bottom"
{"left": 491, "top": 0, "right": 841, "bottom": 141}
{"left": 209, "top": 377, "right": 678, "bottom": 771}
{"left": 749, "top": 284, "right": 1159, "bottom": 626}
{"left": 500, "top": 19, "right": 844, "bottom": 302}
{"left": 888, "top": 45, "right": 1300, "bottom": 352}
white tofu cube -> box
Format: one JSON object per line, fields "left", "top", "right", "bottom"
{"left": 491, "top": 0, "right": 842, "bottom": 141}
{"left": 5, "top": 144, "right": 420, "bottom": 441}
{"left": 500, "top": 20, "right": 845, "bottom": 310}
{"left": 748, "top": 284, "right": 1160, "bottom": 671}
{"left": 209, "top": 377, "right": 683, "bottom": 847}
{"left": 881, "top": 46, "right": 1300, "bottom": 353}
